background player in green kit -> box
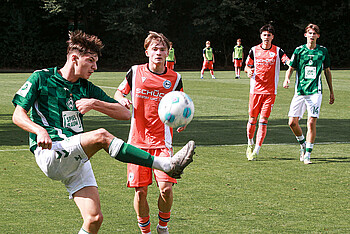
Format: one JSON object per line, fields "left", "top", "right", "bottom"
{"left": 232, "top": 38, "right": 244, "bottom": 79}
{"left": 11, "top": 30, "right": 195, "bottom": 234}
{"left": 200, "top": 41, "right": 216, "bottom": 79}
{"left": 283, "top": 23, "right": 334, "bottom": 164}
{"left": 165, "top": 41, "right": 176, "bottom": 70}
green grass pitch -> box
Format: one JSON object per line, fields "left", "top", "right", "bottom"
{"left": 0, "top": 70, "right": 349, "bottom": 233}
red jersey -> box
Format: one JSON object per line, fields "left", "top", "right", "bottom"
{"left": 245, "top": 44, "right": 289, "bottom": 95}
{"left": 117, "top": 64, "right": 183, "bottom": 149}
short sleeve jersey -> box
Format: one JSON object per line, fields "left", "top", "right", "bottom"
{"left": 203, "top": 47, "right": 213, "bottom": 61}
{"left": 117, "top": 64, "right": 183, "bottom": 149}
{"left": 245, "top": 44, "right": 289, "bottom": 95}
{"left": 166, "top": 48, "right": 175, "bottom": 62}
{"left": 289, "top": 44, "right": 330, "bottom": 95}
{"left": 233, "top": 45, "right": 244, "bottom": 59}
{"left": 12, "top": 67, "right": 117, "bottom": 152}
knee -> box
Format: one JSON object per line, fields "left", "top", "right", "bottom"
{"left": 248, "top": 117, "right": 258, "bottom": 125}
{"left": 259, "top": 117, "right": 268, "bottom": 125}
{"left": 85, "top": 211, "right": 103, "bottom": 228}
{"left": 159, "top": 186, "right": 172, "bottom": 199}
{"left": 289, "top": 119, "right": 298, "bottom": 128}
{"left": 93, "top": 128, "right": 112, "bottom": 144}
{"left": 307, "top": 118, "right": 317, "bottom": 128}
{"left": 135, "top": 187, "right": 148, "bottom": 200}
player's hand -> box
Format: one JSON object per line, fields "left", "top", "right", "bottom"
{"left": 177, "top": 125, "right": 186, "bottom": 133}
{"left": 329, "top": 93, "right": 335, "bottom": 104}
{"left": 75, "top": 98, "right": 95, "bottom": 114}
{"left": 37, "top": 129, "right": 52, "bottom": 149}
{"left": 247, "top": 68, "right": 254, "bottom": 78}
{"left": 283, "top": 78, "right": 290, "bottom": 88}
{"left": 119, "top": 97, "right": 132, "bottom": 109}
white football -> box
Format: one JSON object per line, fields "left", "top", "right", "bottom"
{"left": 158, "top": 91, "right": 194, "bottom": 128}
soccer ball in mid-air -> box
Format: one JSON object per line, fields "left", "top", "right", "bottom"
{"left": 158, "top": 91, "right": 194, "bottom": 129}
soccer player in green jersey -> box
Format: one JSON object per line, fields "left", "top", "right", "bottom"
{"left": 12, "top": 30, "right": 195, "bottom": 234}
{"left": 201, "top": 41, "right": 216, "bottom": 79}
{"left": 165, "top": 41, "right": 176, "bottom": 70}
{"left": 283, "top": 23, "right": 335, "bottom": 164}
{"left": 232, "top": 38, "right": 244, "bottom": 79}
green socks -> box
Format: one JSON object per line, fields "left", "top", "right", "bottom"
{"left": 109, "top": 137, "right": 154, "bottom": 168}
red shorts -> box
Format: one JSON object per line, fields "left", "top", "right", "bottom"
{"left": 166, "top": 61, "right": 175, "bottom": 70}
{"left": 249, "top": 93, "right": 276, "bottom": 118}
{"left": 234, "top": 59, "right": 243, "bottom": 67}
{"left": 127, "top": 148, "right": 177, "bottom": 188}
{"left": 202, "top": 60, "right": 213, "bottom": 70}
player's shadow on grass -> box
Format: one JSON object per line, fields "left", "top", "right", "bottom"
{"left": 178, "top": 116, "right": 350, "bottom": 147}
{"left": 313, "top": 157, "right": 350, "bottom": 163}
{"left": 1, "top": 114, "right": 349, "bottom": 149}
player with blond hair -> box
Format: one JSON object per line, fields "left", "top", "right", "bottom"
{"left": 283, "top": 23, "right": 334, "bottom": 164}
{"left": 201, "top": 40, "right": 216, "bottom": 79}
{"left": 115, "top": 31, "right": 193, "bottom": 234}
{"left": 233, "top": 38, "right": 244, "bottom": 79}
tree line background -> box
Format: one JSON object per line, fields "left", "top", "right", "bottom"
{"left": 1, "top": 0, "right": 349, "bottom": 71}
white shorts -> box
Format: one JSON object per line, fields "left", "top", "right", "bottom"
{"left": 288, "top": 94, "right": 322, "bottom": 119}
{"left": 34, "top": 134, "right": 97, "bottom": 199}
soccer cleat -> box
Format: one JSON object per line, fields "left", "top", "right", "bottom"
{"left": 248, "top": 151, "right": 257, "bottom": 161}
{"left": 212, "top": 76, "right": 216, "bottom": 79}
{"left": 246, "top": 145, "right": 254, "bottom": 159}
{"left": 166, "top": 140, "right": 195, "bottom": 179}
{"left": 304, "top": 157, "right": 312, "bottom": 164}
{"left": 200, "top": 76, "right": 204, "bottom": 79}
{"left": 156, "top": 225, "right": 169, "bottom": 234}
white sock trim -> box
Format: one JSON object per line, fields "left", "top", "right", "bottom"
{"left": 306, "top": 142, "right": 314, "bottom": 149}
{"left": 108, "top": 137, "right": 124, "bottom": 158}
{"left": 158, "top": 224, "right": 168, "bottom": 229}
{"left": 296, "top": 135, "right": 305, "bottom": 141}
{"left": 78, "top": 228, "right": 90, "bottom": 234}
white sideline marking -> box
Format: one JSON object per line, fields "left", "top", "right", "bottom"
{"left": 0, "top": 149, "right": 28, "bottom": 152}
{"left": 99, "top": 85, "right": 117, "bottom": 89}
{"left": 197, "top": 141, "right": 350, "bottom": 147}
{"left": 1, "top": 142, "right": 349, "bottom": 152}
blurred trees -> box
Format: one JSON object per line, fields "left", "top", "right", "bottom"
{"left": 0, "top": 0, "right": 348, "bottom": 70}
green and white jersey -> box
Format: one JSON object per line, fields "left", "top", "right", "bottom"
{"left": 233, "top": 45, "right": 244, "bottom": 59}
{"left": 166, "top": 48, "right": 175, "bottom": 62}
{"left": 12, "top": 67, "right": 117, "bottom": 152}
{"left": 203, "top": 47, "right": 213, "bottom": 61}
{"left": 289, "top": 44, "right": 330, "bottom": 96}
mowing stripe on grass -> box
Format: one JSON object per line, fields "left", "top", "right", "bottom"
{"left": 1, "top": 141, "right": 349, "bottom": 152}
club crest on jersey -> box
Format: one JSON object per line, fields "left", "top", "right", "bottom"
{"left": 269, "top": 52, "right": 275, "bottom": 57}
{"left": 16, "top": 81, "right": 32, "bottom": 97}
{"left": 66, "top": 97, "right": 74, "bottom": 110}
{"left": 163, "top": 80, "right": 172, "bottom": 89}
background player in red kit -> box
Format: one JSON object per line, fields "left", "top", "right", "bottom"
{"left": 244, "top": 24, "right": 289, "bottom": 161}
{"left": 115, "top": 31, "right": 190, "bottom": 234}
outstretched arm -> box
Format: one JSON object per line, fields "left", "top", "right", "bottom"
{"left": 12, "top": 105, "right": 52, "bottom": 149}
{"left": 324, "top": 67, "right": 335, "bottom": 104}
{"left": 114, "top": 90, "right": 132, "bottom": 110}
